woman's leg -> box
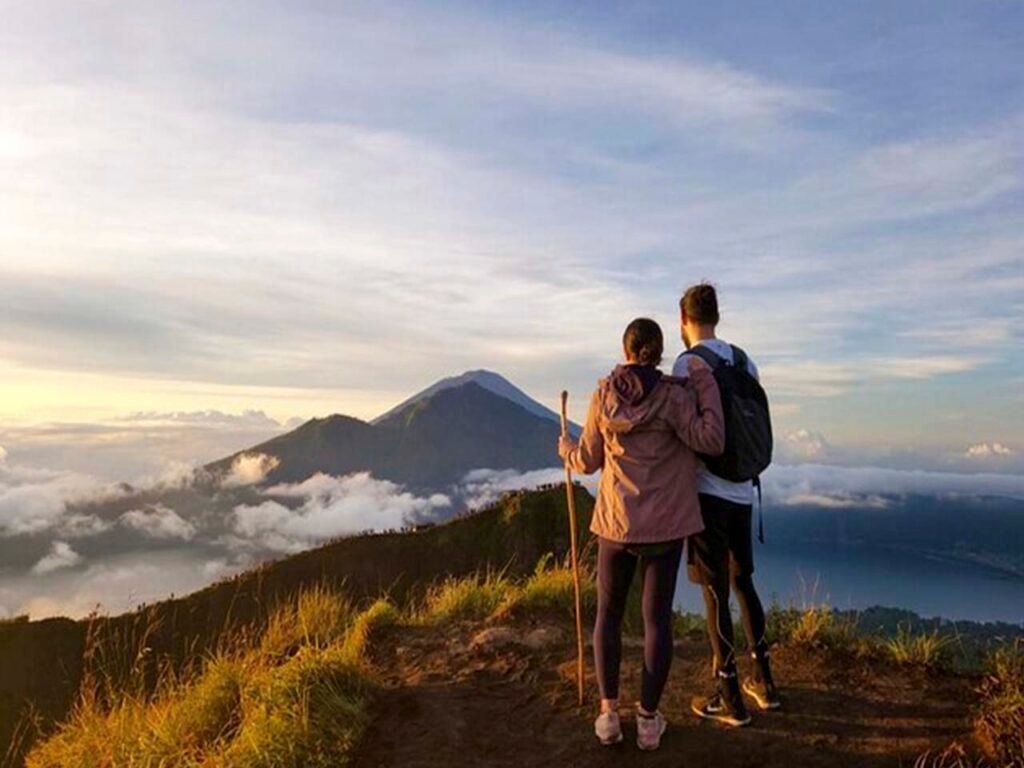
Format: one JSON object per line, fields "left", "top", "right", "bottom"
{"left": 594, "top": 539, "right": 637, "bottom": 709}
{"left": 638, "top": 543, "right": 684, "bottom": 713}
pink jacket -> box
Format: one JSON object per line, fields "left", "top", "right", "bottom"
{"left": 565, "top": 359, "right": 724, "bottom": 544}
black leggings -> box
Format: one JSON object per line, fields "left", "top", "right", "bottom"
{"left": 702, "top": 572, "right": 768, "bottom": 675}
{"left": 594, "top": 538, "right": 683, "bottom": 712}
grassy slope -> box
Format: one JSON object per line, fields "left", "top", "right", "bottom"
{"left": 24, "top": 567, "right": 1022, "bottom": 768}
{"left": 0, "top": 486, "right": 594, "bottom": 759}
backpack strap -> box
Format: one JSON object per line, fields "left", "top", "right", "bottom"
{"left": 730, "top": 345, "right": 749, "bottom": 373}
{"left": 686, "top": 344, "right": 724, "bottom": 371}
{"left": 753, "top": 475, "right": 765, "bottom": 544}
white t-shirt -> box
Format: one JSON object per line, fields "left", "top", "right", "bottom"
{"left": 672, "top": 338, "right": 760, "bottom": 506}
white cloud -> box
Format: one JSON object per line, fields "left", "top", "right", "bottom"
{"left": 764, "top": 463, "right": 1024, "bottom": 504}
{"left": 57, "top": 513, "right": 113, "bottom": 539}
{"left": 117, "top": 409, "right": 288, "bottom": 429}
{"left": 7, "top": 550, "right": 240, "bottom": 619}
{"left": 120, "top": 505, "right": 197, "bottom": 541}
{"left": 780, "top": 492, "right": 891, "bottom": 510}
{"left": 222, "top": 453, "right": 280, "bottom": 488}
{"left": 32, "top": 541, "right": 82, "bottom": 574}
{"left": 0, "top": 412, "right": 288, "bottom": 486}
{"left": 780, "top": 429, "right": 831, "bottom": 461}
{"left": 0, "top": 456, "right": 126, "bottom": 537}
{"left": 231, "top": 472, "right": 450, "bottom": 553}
{"left": 966, "top": 442, "right": 1014, "bottom": 458}
{"left": 457, "top": 467, "right": 600, "bottom": 510}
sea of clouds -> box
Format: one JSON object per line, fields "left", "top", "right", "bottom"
{"left": 1, "top": 427, "right": 1022, "bottom": 620}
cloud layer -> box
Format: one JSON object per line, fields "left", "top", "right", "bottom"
{"left": 229, "top": 473, "right": 450, "bottom": 553}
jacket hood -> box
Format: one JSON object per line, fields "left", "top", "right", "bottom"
{"left": 601, "top": 364, "right": 667, "bottom": 433}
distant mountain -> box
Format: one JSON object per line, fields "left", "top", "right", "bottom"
{"left": 209, "top": 372, "right": 576, "bottom": 492}
{"left": 372, "top": 369, "right": 572, "bottom": 429}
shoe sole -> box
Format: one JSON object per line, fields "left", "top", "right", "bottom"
{"left": 597, "top": 733, "right": 623, "bottom": 746}
{"left": 636, "top": 721, "right": 667, "bottom": 751}
{"left": 742, "top": 682, "right": 782, "bottom": 711}
{"left": 691, "top": 703, "right": 751, "bottom": 728}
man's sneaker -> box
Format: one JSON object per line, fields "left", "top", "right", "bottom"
{"left": 691, "top": 671, "right": 751, "bottom": 727}
{"left": 636, "top": 709, "right": 667, "bottom": 751}
{"left": 594, "top": 710, "right": 623, "bottom": 746}
{"left": 744, "top": 651, "right": 782, "bottom": 710}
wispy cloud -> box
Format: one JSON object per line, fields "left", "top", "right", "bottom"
{"left": 32, "top": 541, "right": 83, "bottom": 574}
{"left": 965, "top": 442, "right": 1014, "bottom": 458}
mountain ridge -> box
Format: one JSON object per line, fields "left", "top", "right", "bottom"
{"left": 371, "top": 369, "right": 575, "bottom": 431}
{"left": 207, "top": 377, "right": 568, "bottom": 492}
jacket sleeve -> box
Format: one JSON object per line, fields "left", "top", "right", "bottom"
{"left": 672, "top": 365, "right": 725, "bottom": 455}
{"left": 566, "top": 389, "right": 605, "bottom": 474}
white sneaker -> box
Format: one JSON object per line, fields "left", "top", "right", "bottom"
{"left": 636, "top": 709, "right": 667, "bottom": 751}
{"left": 594, "top": 710, "right": 623, "bottom": 745}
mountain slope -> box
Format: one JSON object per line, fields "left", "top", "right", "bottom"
{"left": 371, "top": 369, "right": 569, "bottom": 428}
{"left": 210, "top": 378, "right": 566, "bottom": 491}
{"left": 374, "top": 383, "right": 564, "bottom": 488}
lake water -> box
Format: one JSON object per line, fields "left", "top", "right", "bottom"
{"left": 673, "top": 542, "right": 1024, "bottom": 625}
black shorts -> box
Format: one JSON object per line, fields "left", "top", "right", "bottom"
{"left": 686, "top": 493, "right": 755, "bottom": 585}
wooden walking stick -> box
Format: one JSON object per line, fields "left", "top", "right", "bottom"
{"left": 560, "top": 390, "right": 586, "bottom": 707}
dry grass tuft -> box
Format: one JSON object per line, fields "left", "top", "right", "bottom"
{"left": 418, "top": 572, "right": 511, "bottom": 624}
{"left": 886, "top": 623, "right": 953, "bottom": 669}
{"left": 975, "top": 639, "right": 1024, "bottom": 766}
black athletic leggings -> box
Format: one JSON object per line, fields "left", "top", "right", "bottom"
{"left": 702, "top": 572, "right": 768, "bottom": 675}
{"left": 594, "top": 537, "right": 683, "bottom": 712}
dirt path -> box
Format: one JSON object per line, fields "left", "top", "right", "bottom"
{"left": 352, "top": 622, "right": 975, "bottom": 768}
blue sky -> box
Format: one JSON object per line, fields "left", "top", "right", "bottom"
{"left": 0, "top": 0, "right": 1021, "bottom": 478}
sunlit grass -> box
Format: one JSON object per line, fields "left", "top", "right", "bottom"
{"left": 886, "top": 623, "right": 952, "bottom": 668}
{"left": 340, "top": 599, "right": 401, "bottom": 665}
{"left": 260, "top": 583, "right": 354, "bottom": 658}
{"left": 499, "top": 555, "right": 596, "bottom": 618}
{"left": 25, "top": 589, "right": 385, "bottom": 768}
{"left": 417, "top": 572, "right": 511, "bottom": 624}
{"left": 975, "top": 639, "right": 1024, "bottom": 765}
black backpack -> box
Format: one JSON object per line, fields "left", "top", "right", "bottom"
{"left": 687, "top": 344, "right": 773, "bottom": 484}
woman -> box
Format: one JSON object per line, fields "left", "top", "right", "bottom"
{"left": 558, "top": 317, "right": 724, "bottom": 751}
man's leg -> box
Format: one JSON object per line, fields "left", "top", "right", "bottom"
{"left": 689, "top": 495, "right": 751, "bottom": 726}
{"left": 732, "top": 572, "right": 768, "bottom": 658}
{"left": 728, "top": 502, "right": 780, "bottom": 710}
{"left": 702, "top": 573, "right": 737, "bottom": 676}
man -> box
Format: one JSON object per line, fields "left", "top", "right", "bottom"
{"left": 672, "top": 282, "right": 780, "bottom": 727}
